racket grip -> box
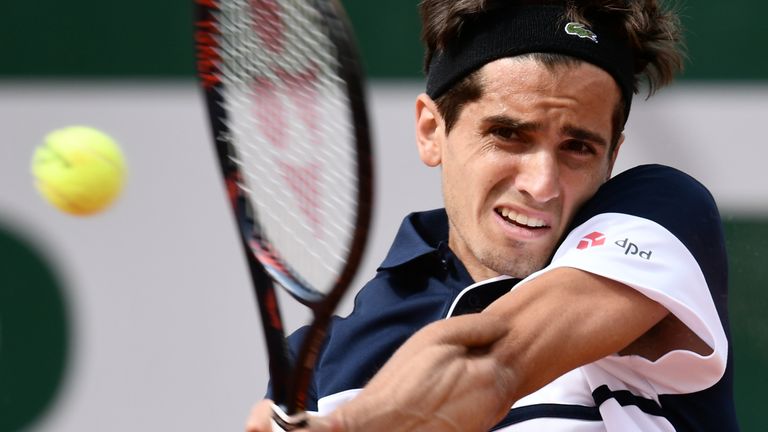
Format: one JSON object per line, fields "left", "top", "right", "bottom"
{"left": 271, "top": 403, "right": 309, "bottom": 431}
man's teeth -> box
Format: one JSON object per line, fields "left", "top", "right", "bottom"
{"left": 499, "top": 208, "right": 546, "bottom": 228}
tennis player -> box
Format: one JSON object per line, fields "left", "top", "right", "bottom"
{"left": 247, "top": 0, "right": 738, "bottom": 430}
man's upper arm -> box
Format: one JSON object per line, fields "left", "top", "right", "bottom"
{"left": 482, "top": 266, "right": 669, "bottom": 401}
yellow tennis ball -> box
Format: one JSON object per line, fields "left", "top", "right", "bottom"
{"left": 31, "top": 126, "right": 126, "bottom": 216}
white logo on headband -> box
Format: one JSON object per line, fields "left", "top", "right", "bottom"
{"left": 565, "top": 22, "right": 598, "bottom": 43}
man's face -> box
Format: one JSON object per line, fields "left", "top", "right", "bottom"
{"left": 415, "top": 57, "right": 623, "bottom": 281}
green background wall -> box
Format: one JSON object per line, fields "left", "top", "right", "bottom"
{"left": 2, "top": 0, "right": 767, "bottom": 79}
{"left": 724, "top": 220, "right": 768, "bottom": 431}
{"left": 1, "top": 1, "right": 766, "bottom": 430}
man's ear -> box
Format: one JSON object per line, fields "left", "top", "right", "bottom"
{"left": 606, "top": 132, "right": 625, "bottom": 180}
{"left": 415, "top": 93, "right": 443, "bottom": 167}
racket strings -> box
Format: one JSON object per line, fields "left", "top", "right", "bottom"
{"left": 213, "top": 0, "right": 360, "bottom": 293}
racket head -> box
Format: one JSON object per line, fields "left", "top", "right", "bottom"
{"left": 197, "top": 0, "right": 372, "bottom": 306}
{"left": 195, "top": 0, "right": 373, "bottom": 413}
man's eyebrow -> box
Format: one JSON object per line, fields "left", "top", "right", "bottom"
{"left": 482, "top": 115, "right": 543, "bottom": 132}
{"left": 563, "top": 125, "right": 609, "bottom": 147}
{"left": 482, "top": 115, "right": 610, "bottom": 147}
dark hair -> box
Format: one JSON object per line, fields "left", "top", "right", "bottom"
{"left": 420, "top": 0, "right": 685, "bottom": 145}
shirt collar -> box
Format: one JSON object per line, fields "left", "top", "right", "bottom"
{"left": 378, "top": 208, "right": 450, "bottom": 270}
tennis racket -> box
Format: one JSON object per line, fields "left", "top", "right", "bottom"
{"left": 194, "top": 0, "right": 373, "bottom": 429}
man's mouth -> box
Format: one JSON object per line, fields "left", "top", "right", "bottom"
{"left": 495, "top": 207, "right": 547, "bottom": 229}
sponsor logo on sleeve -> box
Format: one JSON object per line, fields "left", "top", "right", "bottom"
{"left": 614, "top": 238, "right": 653, "bottom": 260}
{"left": 577, "top": 231, "right": 606, "bottom": 249}
{"left": 576, "top": 231, "right": 653, "bottom": 260}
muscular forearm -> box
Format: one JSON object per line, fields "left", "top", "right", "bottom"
{"left": 245, "top": 315, "right": 513, "bottom": 432}
{"left": 330, "top": 313, "right": 515, "bottom": 432}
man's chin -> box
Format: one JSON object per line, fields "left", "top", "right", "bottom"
{"left": 481, "top": 252, "right": 549, "bottom": 280}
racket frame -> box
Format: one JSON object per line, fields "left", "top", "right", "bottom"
{"left": 194, "top": 0, "right": 373, "bottom": 416}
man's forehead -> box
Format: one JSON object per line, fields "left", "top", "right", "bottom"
{"left": 465, "top": 58, "right": 619, "bottom": 142}
{"left": 479, "top": 56, "right": 620, "bottom": 97}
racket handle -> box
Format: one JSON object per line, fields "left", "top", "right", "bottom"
{"left": 271, "top": 403, "right": 309, "bottom": 431}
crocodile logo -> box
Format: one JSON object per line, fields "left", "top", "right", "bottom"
{"left": 565, "top": 22, "right": 598, "bottom": 43}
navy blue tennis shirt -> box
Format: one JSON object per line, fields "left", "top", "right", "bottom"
{"left": 275, "top": 164, "right": 739, "bottom": 431}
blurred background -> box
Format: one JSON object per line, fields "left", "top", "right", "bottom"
{"left": 1, "top": 0, "right": 765, "bottom": 431}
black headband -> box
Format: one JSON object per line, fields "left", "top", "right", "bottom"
{"left": 426, "top": 5, "right": 635, "bottom": 122}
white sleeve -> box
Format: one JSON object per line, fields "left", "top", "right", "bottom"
{"left": 518, "top": 212, "right": 728, "bottom": 394}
